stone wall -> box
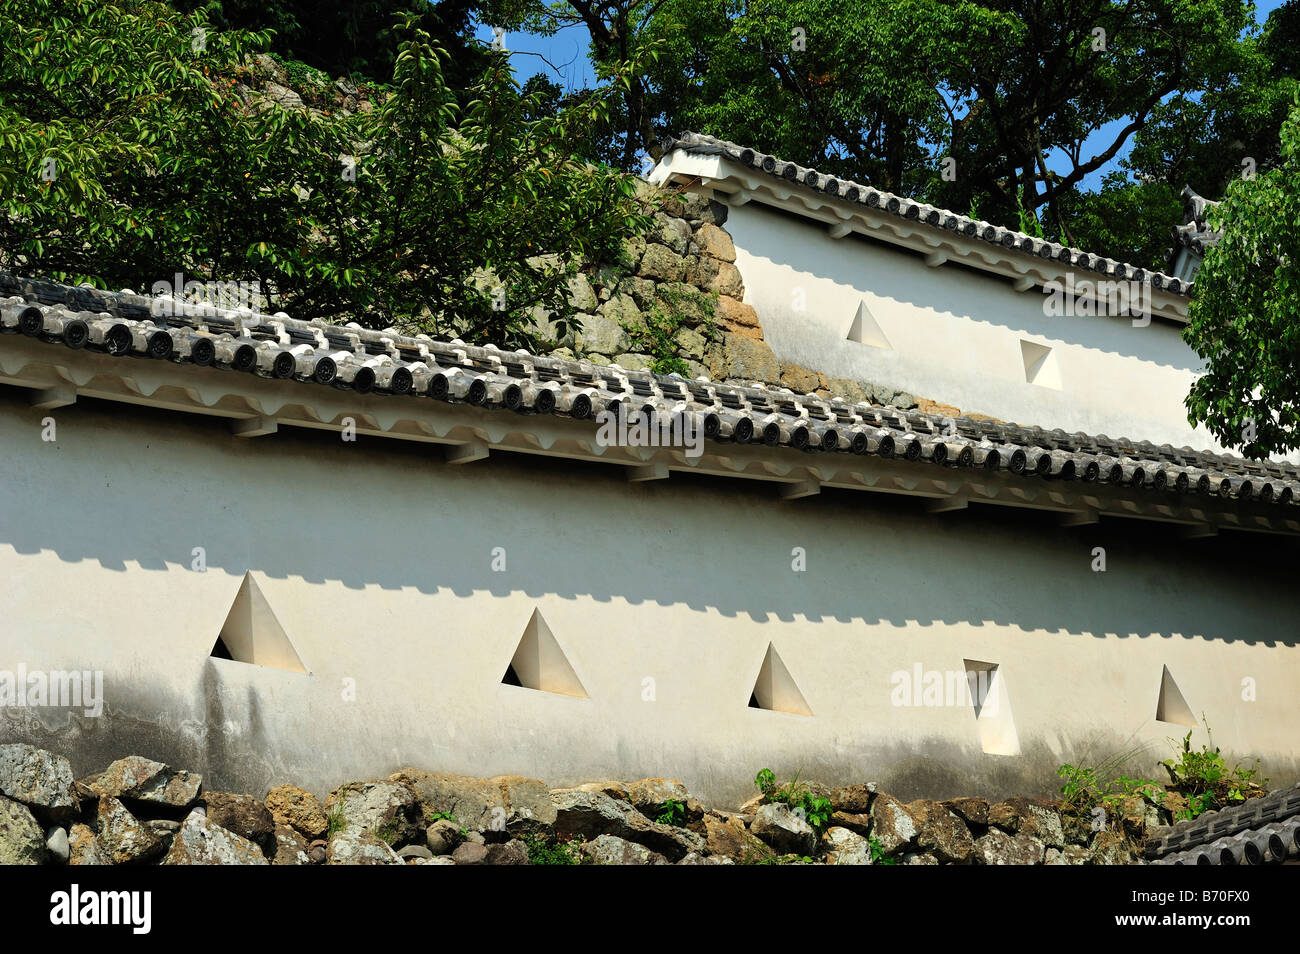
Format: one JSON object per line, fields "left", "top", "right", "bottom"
{"left": 0, "top": 744, "right": 1159, "bottom": 865}
{"left": 541, "top": 189, "right": 930, "bottom": 411}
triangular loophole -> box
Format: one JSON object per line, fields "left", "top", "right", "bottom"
{"left": 212, "top": 572, "right": 308, "bottom": 673}
{"left": 1020, "top": 339, "right": 1061, "bottom": 389}
{"left": 503, "top": 609, "right": 587, "bottom": 697}
{"left": 1156, "top": 665, "right": 1196, "bottom": 726}
{"left": 749, "top": 643, "right": 812, "bottom": 716}
{"left": 963, "top": 659, "right": 1019, "bottom": 755}
{"left": 847, "top": 300, "right": 891, "bottom": 349}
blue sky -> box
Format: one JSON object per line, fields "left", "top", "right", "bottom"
{"left": 471, "top": 1, "right": 1291, "bottom": 189}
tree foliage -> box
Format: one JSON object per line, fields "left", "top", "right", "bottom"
{"left": 0, "top": 0, "right": 655, "bottom": 346}
{"left": 173, "top": 0, "right": 490, "bottom": 88}
{"left": 1183, "top": 100, "right": 1300, "bottom": 458}
{"left": 496, "top": 0, "right": 1284, "bottom": 267}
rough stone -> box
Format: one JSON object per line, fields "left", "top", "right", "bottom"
{"left": 598, "top": 292, "right": 643, "bottom": 328}
{"left": 1090, "top": 829, "right": 1136, "bottom": 865}
{"left": 710, "top": 261, "right": 744, "bottom": 298}
{"left": 551, "top": 788, "right": 702, "bottom": 861}
{"left": 144, "top": 820, "right": 179, "bottom": 854}
{"left": 683, "top": 254, "right": 720, "bottom": 290}
{"left": 655, "top": 281, "right": 714, "bottom": 325}
{"left": 653, "top": 213, "right": 692, "bottom": 255}
{"left": 780, "top": 363, "right": 826, "bottom": 395}
{"left": 262, "top": 81, "right": 304, "bottom": 110}
{"left": 326, "top": 779, "right": 423, "bottom": 847}
{"left": 91, "top": 756, "right": 201, "bottom": 808}
{"left": 620, "top": 234, "right": 647, "bottom": 270}
{"left": 676, "top": 857, "right": 738, "bottom": 868}
{"left": 394, "top": 770, "right": 557, "bottom": 835}
{"left": 567, "top": 272, "right": 598, "bottom": 311}
{"left": 637, "top": 244, "right": 685, "bottom": 282}
{"left": 613, "top": 353, "right": 654, "bottom": 371}
{"left": 703, "top": 813, "right": 758, "bottom": 861}
{"left": 916, "top": 397, "right": 962, "bottom": 418}
{"left": 486, "top": 840, "right": 532, "bottom": 865}
{"left": 97, "top": 796, "right": 164, "bottom": 864}
{"left": 272, "top": 823, "right": 311, "bottom": 865}
{"left": 674, "top": 327, "right": 707, "bottom": 360}
{"left": 706, "top": 334, "right": 781, "bottom": 385}
{"left": 265, "top": 784, "right": 329, "bottom": 840}
{"left": 325, "top": 828, "right": 403, "bottom": 865}
{"left": 164, "top": 810, "right": 269, "bottom": 865}
{"left": 44, "top": 825, "right": 70, "bottom": 863}
{"left": 199, "top": 792, "right": 276, "bottom": 857}
{"left": 1045, "top": 845, "right": 1090, "bottom": 865}
{"left": 694, "top": 223, "right": 736, "bottom": 262}
{"left": 451, "top": 841, "right": 489, "bottom": 865}
{"left": 824, "top": 378, "right": 870, "bottom": 404}
{"left": 870, "top": 794, "right": 918, "bottom": 856}
{"left": 823, "top": 826, "right": 875, "bottom": 865}
{"left": 829, "top": 811, "right": 872, "bottom": 836}
{"left": 989, "top": 798, "right": 1065, "bottom": 849}
{"left": 577, "top": 311, "right": 630, "bottom": 355}
{"left": 908, "top": 799, "right": 976, "bottom": 864}
{"left": 829, "top": 783, "right": 876, "bottom": 815}
{"left": 714, "top": 295, "right": 762, "bottom": 336}
{"left": 627, "top": 778, "right": 698, "bottom": 822}
{"left": 0, "top": 796, "right": 48, "bottom": 865}
{"left": 903, "top": 851, "right": 940, "bottom": 865}
{"left": 678, "top": 193, "right": 729, "bottom": 226}
{"left": 750, "top": 803, "right": 817, "bottom": 856}
{"left": 977, "top": 826, "right": 1045, "bottom": 865}
{"left": 582, "top": 834, "right": 668, "bottom": 865}
{"left": 576, "top": 780, "right": 629, "bottom": 800}
{"left": 1061, "top": 811, "right": 1094, "bottom": 846}
{"left": 944, "top": 797, "right": 990, "bottom": 827}
{"left": 426, "top": 818, "right": 464, "bottom": 855}
{"left": 67, "top": 823, "right": 107, "bottom": 865}
{"left": 616, "top": 276, "right": 657, "bottom": 308}
{"left": 0, "top": 744, "right": 78, "bottom": 822}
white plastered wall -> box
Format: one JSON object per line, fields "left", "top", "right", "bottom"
{"left": 0, "top": 390, "right": 1296, "bottom": 806}
{"left": 725, "top": 200, "right": 1230, "bottom": 452}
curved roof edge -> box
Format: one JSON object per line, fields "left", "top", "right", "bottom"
{"left": 654, "top": 132, "right": 1194, "bottom": 312}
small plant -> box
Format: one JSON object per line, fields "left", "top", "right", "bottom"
{"left": 1056, "top": 739, "right": 1160, "bottom": 816}
{"left": 655, "top": 798, "right": 687, "bottom": 827}
{"left": 524, "top": 832, "right": 585, "bottom": 865}
{"left": 325, "top": 798, "right": 347, "bottom": 836}
{"left": 868, "top": 836, "right": 897, "bottom": 865}
{"left": 1160, "top": 720, "right": 1266, "bottom": 821}
{"left": 752, "top": 767, "right": 835, "bottom": 834}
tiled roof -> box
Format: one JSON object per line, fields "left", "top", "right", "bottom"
{"left": 3, "top": 271, "right": 1298, "bottom": 516}
{"left": 660, "top": 132, "right": 1194, "bottom": 296}
{"left": 1170, "top": 186, "right": 1222, "bottom": 258}
{"left": 1146, "top": 783, "right": 1300, "bottom": 864}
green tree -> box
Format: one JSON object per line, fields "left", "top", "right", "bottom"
{"left": 500, "top": 0, "right": 1258, "bottom": 261}
{"left": 1183, "top": 100, "right": 1300, "bottom": 458}
{"left": 174, "top": 0, "right": 490, "bottom": 88}
{"left": 0, "top": 0, "right": 654, "bottom": 346}
{"left": 1124, "top": 1, "right": 1300, "bottom": 210}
